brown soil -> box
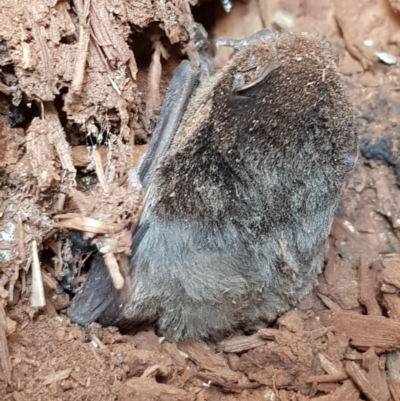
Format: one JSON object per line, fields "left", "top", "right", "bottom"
{"left": 3, "top": 0, "right": 400, "bottom": 400}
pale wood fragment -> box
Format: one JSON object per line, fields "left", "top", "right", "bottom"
{"left": 30, "top": 240, "right": 45, "bottom": 308}
{"left": 42, "top": 368, "right": 72, "bottom": 385}
{"left": 217, "top": 332, "right": 270, "bottom": 353}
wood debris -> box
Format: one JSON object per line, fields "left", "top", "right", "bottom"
{"left": 3, "top": 0, "right": 400, "bottom": 400}
{"left": 42, "top": 368, "right": 72, "bottom": 385}
{"left": 319, "top": 310, "right": 400, "bottom": 351}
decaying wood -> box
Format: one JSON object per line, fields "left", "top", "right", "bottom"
{"left": 30, "top": 240, "right": 45, "bottom": 308}
{"left": 119, "top": 377, "right": 195, "bottom": 401}
{"left": 70, "top": 0, "right": 90, "bottom": 94}
{"left": 102, "top": 252, "right": 124, "bottom": 290}
{"left": 319, "top": 353, "right": 346, "bottom": 377}
{"left": 42, "top": 368, "right": 72, "bottom": 385}
{"left": 387, "top": 350, "right": 400, "bottom": 383}
{"left": 92, "top": 148, "right": 108, "bottom": 193}
{"left": 145, "top": 40, "right": 163, "bottom": 125}
{"left": 178, "top": 342, "right": 238, "bottom": 384}
{"left": 70, "top": 146, "right": 108, "bottom": 168}
{"left": 382, "top": 256, "right": 400, "bottom": 289}
{"left": 217, "top": 332, "right": 270, "bottom": 353}
{"left": 362, "top": 348, "right": 390, "bottom": 401}
{"left": 319, "top": 310, "right": 400, "bottom": 351}
{"left": 26, "top": 118, "right": 60, "bottom": 191}
{"left": 306, "top": 373, "right": 348, "bottom": 384}
{"left": 388, "top": 0, "right": 400, "bottom": 13}
{"left": 388, "top": 379, "right": 400, "bottom": 401}
{"left": 0, "top": 301, "right": 12, "bottom": 384}
{"left": 317, "top": 293, "right": 341, "bottom": 310}
{"left": 345, "top": 361, "right": 382, "bottom": 401}
{"left": 383, "top": 293, "right": 400, "bottom": 320}
{"left": 217, "top": 329, "right": 277, "bottom": 353}
{"left": 44, "top": 103, "right": 76, "bottom": 190}
{"left": 310, "top": 380, "right": 360, "bottom": 401}
{"left": 56, "top": 216, "right": 125, "bottom": 234}
{"left": 358, "top": 257, "right": 381, "bottom": 316}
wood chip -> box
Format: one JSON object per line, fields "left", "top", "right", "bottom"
{"left": 388, "top": 379, "right": 400, "bottom": 401}
{"left": 345, "top": 361, "right": 382, "bottom": 401}
{"left": 42, "top": 368, "right": 72, "bottom": 385}
{"left": 70, "top": 0, "right": 90, "bottom": 94}
{"left": 306, "top": 373, "right": 348, "bottom": 384}
{"left": 70, "top": 145, "right": 107, "bottom": 168}
{"left": 12, "top": 392, "right": 26, "bottom": 401}
{"left": 319, "top": 353, "right": 346, "bottom": 377}
{"left": 362, "top": 348, "right": 390, "bottom": 401}
{"left": 319, "top": 310, "right": 400, "bottom": 351}
{"left": 358, "top": 257, "right": 381, "bottom": 316}
{"left": 382, "top": 256, "right": 400, "bottom": 289}
{"left": 178, "top": 342, "right": 237, "bottom": 384}
{"left": 383, "top": 294, "right": 400, "bottom": 320}
{"left": 317, "top": 293, "right": 342, "bottom": 310}
{"left": 310, "top": 380, "right": 360, "bottom": 401}
{"left": 217, "top": 332, "right": 270, "bottom": 353}
{"left": 44, "top": 103, "right": 76, "bottom": 190}
{"left": 0, "top": 301, "right": 12, "bottom": 384}
{"left": 257, "top": 328, "right": 278, "bottom": 339}
{"left": 119, "top": 377, "right": 195, "bottom": 401}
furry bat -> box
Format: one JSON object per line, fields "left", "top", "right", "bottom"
{"left": 69, "top": 30, "right": 358, "bottom": 342}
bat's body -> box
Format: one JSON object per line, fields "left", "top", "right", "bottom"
{"left": 69, "top": 31, "right": 357, "bottom": 342}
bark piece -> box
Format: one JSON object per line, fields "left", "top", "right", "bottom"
{"left": 324, "top": 251, "right": 359, "bottom": 310}
{"left": 383, "top": 293, "right": 400, "bottom": 320}
{"left": 382, "top": 256, "right": 400, "bottom": 289}
{"left": 362, "top": 348, "right": 389, "bottom": 401}
{"left": 0, "top": 301, "right": 12, "bottom": 384}
{"left": 237, "top": 329, "right": 318, "bottom": 392}
{"left": 319, "top": 310, "right": 400, "bottom": 351}
{"left": 118, "top": 377, "right": 195, "bottom": 401}
{"left": 178, "top": 342, "right": 237, "bottom": 384}
{"left": 358, "top": 257, "right": 381, "bottom": 315}
{"left": 217, "top": 331, "right": 274, "bottom": 353}
{"left": 345, "top": 361, "right": 382, "bottom": 401}
{"left": 310, "top": 380, "right": 360, "bottom": 401}
{"left": 388, "top": 379, "right": 400, "bottom": 401}
{"left": 42, "top": 368, "right": 72, "bottom": 385}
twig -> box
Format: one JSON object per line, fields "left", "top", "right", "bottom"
{"left": 71, "top": 0, "right": 91, "bottom": 94}
{"left": 145, "top": 40, "right": 162, "bottom": 125}
{"left": 30, "top": 240, "right": 46, "bottom": 308}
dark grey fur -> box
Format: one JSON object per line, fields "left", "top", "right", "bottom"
{"left": 69, "top": 31, "right": 358, "bottom": 342}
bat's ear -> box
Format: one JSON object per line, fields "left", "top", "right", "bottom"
{"left": 232, "top": 63, "right": 281, "bottom": 92}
